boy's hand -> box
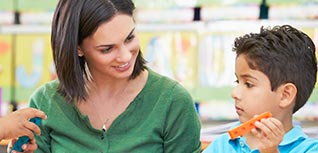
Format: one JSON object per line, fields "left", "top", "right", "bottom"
{"left": 7, "top": 138, "right": 37, "bottom": 153}
{"left": 251, "top": 117, "right": 285, "bottom": 153}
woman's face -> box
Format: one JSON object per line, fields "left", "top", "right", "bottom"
{"left": 79, "top": 14, "right": 140, "bottom": 80}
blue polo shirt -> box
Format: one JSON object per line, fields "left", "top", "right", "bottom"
{"left": 203, "top": 123, "right": 318, "bottom": 153}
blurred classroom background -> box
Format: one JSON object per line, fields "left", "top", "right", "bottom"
{"left": 0, "top": 0, "right": 318, "bottom": 148}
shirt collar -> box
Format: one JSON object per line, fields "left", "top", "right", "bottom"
{"left": 280, "top": 125, "right": 307, "bottom": 145}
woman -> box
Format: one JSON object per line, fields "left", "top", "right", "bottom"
{"left": 29, "top": 0, "right": 201, "bottom": 152}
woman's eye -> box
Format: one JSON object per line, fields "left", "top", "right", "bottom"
{"left": 125, "top": 35, "right": 135, "bottom": 42}
{"left": 101, "top": 47, "right": 112, "bottom": 53}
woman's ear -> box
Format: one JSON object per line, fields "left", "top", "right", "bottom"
{"left": 278, "top": 83, "right": 297, "bottom": 108}
{"left": 78, "top": 47, "right": 84, "bottom": 57}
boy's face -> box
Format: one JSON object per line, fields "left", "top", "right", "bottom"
{"left": 232, "top": 54, "right": 281, "bottom": 123}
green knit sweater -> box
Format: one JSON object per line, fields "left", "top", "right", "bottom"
{"left": 29, "top": 69, "right": 201, "bottom": 153}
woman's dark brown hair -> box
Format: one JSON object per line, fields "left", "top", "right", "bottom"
{"left": 51, "top": 0, "right": 146, "bottom": 103}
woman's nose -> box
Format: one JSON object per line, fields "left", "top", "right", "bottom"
{"left": 116, "top": 45, "right": 131, "bottom": 62}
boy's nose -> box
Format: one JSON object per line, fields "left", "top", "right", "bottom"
{"left": 231, "top": 85, "right": 240, "bottom": 101}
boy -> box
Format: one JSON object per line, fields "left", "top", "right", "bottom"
{"left": 203, "top": 25, "right": 318, "bottom": 153}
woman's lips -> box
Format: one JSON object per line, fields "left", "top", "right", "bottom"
{"left": 114, "top": 61, "right": 131, "bottom": 71}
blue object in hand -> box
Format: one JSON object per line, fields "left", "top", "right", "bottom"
{"left": 11, "top": 117, "right": 42, "bottom": 152}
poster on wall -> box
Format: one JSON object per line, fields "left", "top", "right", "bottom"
{"left": 15, "top": 34, "right": 55, "bottom": 103}
{"left": 0, "top": 35, "right": 13, "bottom": 102}
{"left": 139, "top": 32, "right": 175, "bottom": 79}
{"left": 172, "top": 32, "right": 198, "bottom": 89}
{"left": 139, "top": 31, "right": 198, "bottom": 90}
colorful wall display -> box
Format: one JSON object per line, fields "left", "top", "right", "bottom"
{"left": 139, "top": 31, "right": 198, "bottom": 90}
{"left": 14, "top": 34, "right": 54, "bottom": 102}
{"left": 0, "top": 35, "right": 13, "bottom": 102}
{"left": 0, "top": 22, "right": 317, "bottom": 120}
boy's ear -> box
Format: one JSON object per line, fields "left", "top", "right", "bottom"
{"left": 278, "top": 83, "right": 297, "bottom": 108}
{"left": 78, "top": 47, "right": 84, "bottom": 57}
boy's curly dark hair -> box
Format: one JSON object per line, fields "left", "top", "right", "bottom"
{"left": 233, "top": 25, "right": 317, "bottom": 113}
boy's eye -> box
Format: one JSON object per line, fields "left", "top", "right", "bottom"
{"left": 245, "top": 82, "right": 253, "bottom": 88}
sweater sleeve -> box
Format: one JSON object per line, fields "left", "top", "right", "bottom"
{"left": 163, "top": 83, "right": 201, "bottom": 153}
{"left": 29, "top": 86, "right": 52, "bottom": 153}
